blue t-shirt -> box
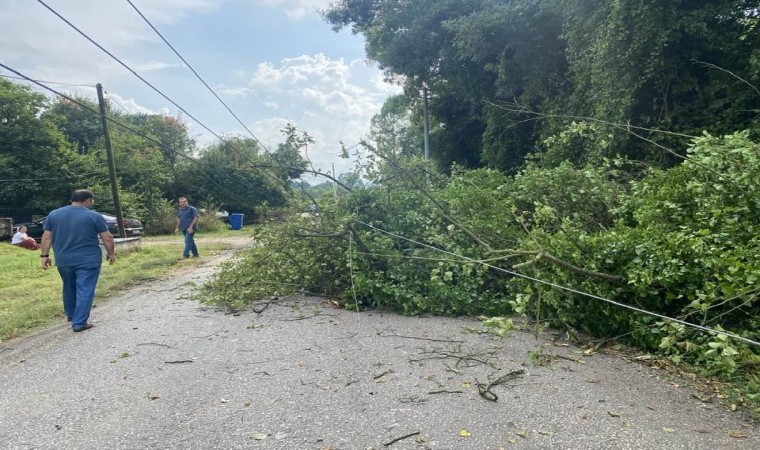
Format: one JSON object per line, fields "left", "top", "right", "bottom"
{"left": 44, "top": 205, "right": 109, "bottom": 267}
{"left": 178, "top": 206, "right": 199, "bottom": 231}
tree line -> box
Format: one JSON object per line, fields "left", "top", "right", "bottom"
{"left": 325, "top": 0, "right": 759, "bottom": 172}
{"left": 0, "top": 78, "right": 311, "bottom": 228}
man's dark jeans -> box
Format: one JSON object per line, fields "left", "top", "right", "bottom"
{"left": 182, "top": 229, "right": 199, "bottom": 258}
{"left": 57, "top": 265, "right": 101, "bottom": 329}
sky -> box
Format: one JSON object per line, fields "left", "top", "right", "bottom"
{"left": 0, "top": 0, "right": 401, "bottom": 182}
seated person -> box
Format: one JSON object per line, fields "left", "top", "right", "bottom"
{"left": 11, "top": 225, "right": 40, "bottom": 250}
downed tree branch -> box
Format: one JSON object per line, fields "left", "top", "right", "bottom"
{"left": 410, "top": 348, "right": 496, "bottom": 368}
{"left": 476, "top": 369, "right": 525, "bottom": 402}
{"left": 553, "top": 354, "right": 586, "bottom": 364}
{"left": 508, "top": 250, "right": 626, "bottom": 283}
{"left": 372, "top": 151, "right": 493, "bottom": 252}
{"left": 348, "top": 224, "right": 388, "bottom": 272}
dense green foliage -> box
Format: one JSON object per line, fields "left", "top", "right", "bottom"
{"left": 326, "top": 0, "right": 760, "bottom": 172}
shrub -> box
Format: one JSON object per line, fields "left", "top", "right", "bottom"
{"left": 142, "top": 198, "right": 176, "bottom": 235}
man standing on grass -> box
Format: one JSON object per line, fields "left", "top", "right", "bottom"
{"left": 40, "top": 189, "right": 115, "bottom": 332}
{"left": 174, "top": 196, "right": 199, "bottom": 259}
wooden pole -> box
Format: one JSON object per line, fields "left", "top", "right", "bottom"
{"left": 423, "top": 85, "right": 430, "bottom": 161}
{"left": 96, "top": 83, "right": 126, "bottom": 238}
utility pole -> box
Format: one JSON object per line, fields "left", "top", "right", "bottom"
{"left": 332, "top": 163, "right": 338, "bottom": 198}
{"left": 96, "top": 84, "right": 126, "bottom": 238}
{"left": 422, "top": 84, "right": 430, "bottom": 161}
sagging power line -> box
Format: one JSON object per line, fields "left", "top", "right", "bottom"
{"left": 355, "top": 220, "right": 760, "bottom": 349}
{"left": 36, "top": 0, "right": 340, "bottom": 193}
{"left": 0, "top": 71, "right": 95, "bottom": 88}
{"left": 125, "top": 0, "right": 271, "bottom": 155}
{"left": 0, "top": 62, "right": 282, "bottom": 204}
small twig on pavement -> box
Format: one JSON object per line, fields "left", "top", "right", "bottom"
{"left": 137, "top": 342, "right": 173, "bottom": 348}
{"left": 383, "top": 431, "right": 420, "bottom": 447}
{"left": 280, "top": 315, "right": 319, "bottom": 321}
{"left": 164, "top": 360, "right": 193, "bottom": 364}
{"left": 381, "top": 331, "right": 464, "bottom": 343}
{"left": 374, "top": 369, "right": 394, "bottom": 380}
{"left": 192, "top": 329, "right": 224, "bottom": 339}
{"left": 428, "top": 390, "right": 464, "bottom": 395}
{"left": 410, "top": 349, "right": 495, "bottom": 368}
{"left": 553, "top": 354, "right": 586, "bottom": 364}
{"left": 398, "top": 395, "right": 428, "bottom": 403}
{"left": 476, "top": 369, "right": 525, "bottom": 402}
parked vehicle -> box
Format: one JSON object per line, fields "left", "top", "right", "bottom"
{"left": 216, "top": 210, "right": 229, "bottom": 223}
{"left": 17, "top": 213, "right": 143, "bottom": 242}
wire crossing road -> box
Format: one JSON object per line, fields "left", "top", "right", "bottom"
{"left": 0, "top": 247, "right": 757, "bottom": 449}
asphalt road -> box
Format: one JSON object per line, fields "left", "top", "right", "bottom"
{"left": 0, "top": 245, "right": 757, "bottom": 449}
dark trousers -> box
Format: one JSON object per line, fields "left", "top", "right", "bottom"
{"left": 57, "top": 265, "right": 101, "bottom": 329}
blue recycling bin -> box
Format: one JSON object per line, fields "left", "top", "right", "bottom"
{"left": 229, "top": 213, "right": 244, "bottom": 230}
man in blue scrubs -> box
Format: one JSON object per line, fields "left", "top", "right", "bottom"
{"left": 174, "top": 196, "right": 199, "bottom": 259}
{"left": 39, "top": 189, "right": 116, "bottom": 332}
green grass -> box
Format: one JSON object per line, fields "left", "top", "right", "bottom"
{"left": 0, "top": 233, "right": 234, "bottom": 342}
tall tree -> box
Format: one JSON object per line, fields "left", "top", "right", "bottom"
{"left": 560, "top": 0, "right": 760, "bottom": 163}
{"left": 176, "top": 137, "right": 289, "bottom": 218}
{"left": 0, "top": 79, "right": 87, "bottom": 214}
{"left": 43, "top": 95, "right": 103, "bottom": 155}
{"left": 326, "top": 0, "right": 493, "bottom": 169}
{"left": 325, "top": 0, "right": 760, "bottom": 171}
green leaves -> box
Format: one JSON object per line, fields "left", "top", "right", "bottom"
{"left": 196, "top": 129, "right": 760, "bottom": 413}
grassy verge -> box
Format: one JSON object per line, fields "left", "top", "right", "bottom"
{"left": 0, "top": 232, "right": 236, "bottom": 342}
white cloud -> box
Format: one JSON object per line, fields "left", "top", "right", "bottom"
{"left": 249, "top": 117, "right": 291, "bottom": 150}
{"left": 370, "top": 74, "right": 404, "bottom": 96}
{"left": 134, "top": 61, "right": 185, "bottom": 72}
{"left": 255, "top": 0, "right": 333, "bottom": 20}
{"left": 0, "top": 0, "right": 224, "bottom": 86}
{"left": 215, "top": 86, "right": 249, "bottom": 97}
{"left": 104, "top": 92, "right": 159, "bottom": 115}
{"left": 229, "top": 53, "right": 400, "bottom": 179}
{"left": 247, "top": 54, "right": 384, "bottom": 120}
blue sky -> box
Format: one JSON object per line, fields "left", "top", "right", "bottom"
{"left": 0, "top": 0, "right": 400, "bottom": 180}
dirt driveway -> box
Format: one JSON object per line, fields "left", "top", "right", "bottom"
{"left": 0, "top": 238, "right": 757, "bottom": 449}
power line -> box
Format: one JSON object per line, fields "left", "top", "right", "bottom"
{"left": 0, "top": 72, "right": 95, "bottom": 88}
{"left": 0, "top": 172, "right": 100, "bottom": 182}
{"left": 0, "top": 172, "right": 103, "bottom": 183}
{"left": 35, "top": 0, "right": 267, "bottom": 170}
{"left": 355, "top": 219, "right": 760, "bottom": 349}
{"left": 102, "top": 90, "right": 132, "bottom": 115}
{"left": 36, "top": 0, "right": 304, "bottom": 195}
{"left": 0, "top": 62, "right": 281, "bottom": 203}
{"left": 125, "top": 0, "right": 271, "bottom": 154}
